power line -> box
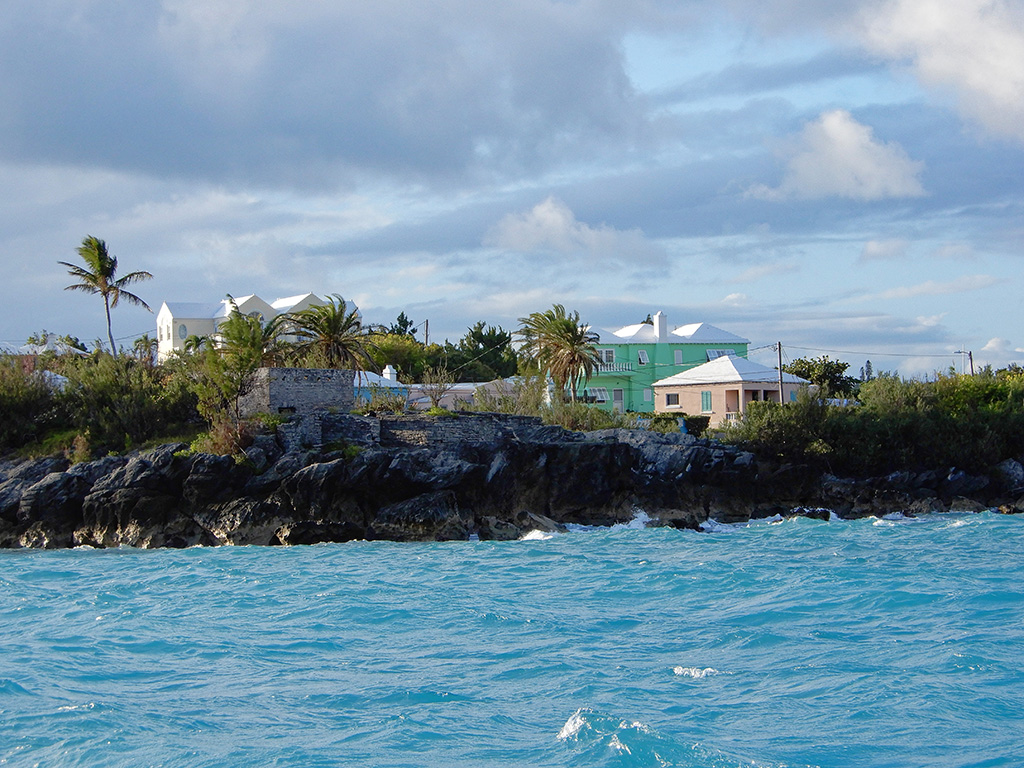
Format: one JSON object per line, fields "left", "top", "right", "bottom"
{"left": 781, "top": 344, "right": 968, "bottom": 360}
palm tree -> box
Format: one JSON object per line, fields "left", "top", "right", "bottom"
{"left": 59, "top": 236, "right": 152, "bottom": 357}
{"left": 216, "top": 298, "right": 291, "bottom": 367}
{"left": 132, "top": 334, "right": 158, "bottom": 367}
{"left": 516, "top": 304, "right": 600, "bottom": 402}
{"left": 288, "top": 294, "right": 379, "bottom": 375}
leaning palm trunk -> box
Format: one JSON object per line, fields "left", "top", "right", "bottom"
{"left": 59, "top": 236, "right": 152, "bottom": 357}
{"left": 516, "top": 304, "right": 599, "bottom": 403}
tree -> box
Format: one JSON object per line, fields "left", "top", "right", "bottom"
{"left": 132, "top": 334, "right": 158, "bottom": 367}
{"left": 386, "top": 311, "right": 417, "bottom": 337}
{"left": 784, "top": 355, "right": 858, "bottom": 397}
{"left": 289, "top": 294, "right": 379, "bottom": 375}
{"left": 368, "top": 332, "right": 428, "bottom": 382}
{"left": 421, "top": 365, "right": 456, "bottom": 409}
{"left": 216, "top": 298, "right": 291, "bottom": 367}
{"left": 455, "top": 321, "right": 517, "bottom": 381}
{"left": 181, "top": 305, "right": 270, "bottom": 447}
{"left": 516, "top": 305, "right": 600, "bottom": 402}
{"left": 59, "top": 236, "right": 152, "bottom": 357}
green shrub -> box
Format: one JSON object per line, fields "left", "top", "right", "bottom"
{"left": 60, "top": 353, "right": 197, "bottom": 453}
{"left": 424, "top": 406, "right": 457, "bottom": 418}
{"left": 646, "top": 413, "right": 684, "bottom": 434}
{"left": 545, "top": 402, "right": 636, "bottom": 432}
{"left": 726, "top": 370, "right": 1024, "bottom": 475}
{"left": 354, "top": 384, "right": 406, "bottom": 414}
{"left": 0, "top": 356, "right": 59, "bottom": 452}
{"left": 470, "top": 375, "right": 548, "bottom": 416}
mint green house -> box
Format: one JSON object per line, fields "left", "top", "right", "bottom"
{"left": 581, "top": 312, "right": 749, "bottom": 413}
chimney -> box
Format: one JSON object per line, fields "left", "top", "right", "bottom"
{"left": 654, "top": 311, "right": 667, "bottom": 342}
{"left": 382, "top": 364, "right": 398, "bottom": 381}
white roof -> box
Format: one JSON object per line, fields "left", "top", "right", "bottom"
{"left": 0, "top": 339, "right": 87, "bottom": 356}
{"left": 596, "top": 320, "right": 749, "bottom": 345}
{"left": 271, "top": 293, "right": 321, "bottom": 311}
{"left": 606, "top": 322, "right": 658, "bottom": 342}
{"left": 161, "top": 293, "right": 331, "bottom": 320}
{"left": 653, "top": 355, "right": 808, "bottom": 386}
{"left": 670, "top": 322, "right": 749, "bottom": 344}
{"left": 356, "top": 370, "right": 405, "bottom": 389}
{"left": 161, "top": 301, "right": 224, "bottom": 319}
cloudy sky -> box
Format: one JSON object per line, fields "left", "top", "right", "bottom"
{"left": 2, "top": 0, "right": 1023, "bottom": 375}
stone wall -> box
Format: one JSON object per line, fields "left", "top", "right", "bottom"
{"left": 377, "top": 412, "right": 544, "bottom": 448}
{"left": 239, "top": 368, "right": 354, "bottom": 418}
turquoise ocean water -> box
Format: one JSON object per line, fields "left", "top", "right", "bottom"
{"left": 2, "top": 512, "right": 1022, "bottom": 767}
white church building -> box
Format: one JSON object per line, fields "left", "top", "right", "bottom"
{"left": 155, "top": 293, "right": 327, "bottom": 362}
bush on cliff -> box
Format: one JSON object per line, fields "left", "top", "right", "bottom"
{"left": 59, "top": 353, "right": 198, "bottom": 455}
{"left": 727, "top": 369, "right": 1024, "bottom": 475}
{"left": 0, "top": 355, "right": 60, "bottom": 452}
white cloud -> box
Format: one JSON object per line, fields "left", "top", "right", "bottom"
{"left": 484, "top": 196, "right": 663, "bottom": 265}
{"left": 858, "top": 0, "right": 1024, "bottom": 143}
{"left": 875, "top": 274, "right": 997, "bottom": 299}
{"left": 978, "top": 337, "right": 1024, "bottom": 369}
{"left": 722, "top": 292, "right": 748, "bottom": 305}
{"left": 749, "top": 109, "right": 926, "bottom": 200}
{"left": 916, "top": 313, "right": 946, "bottom": 327}
{"left": 860, "top": 238, "right": 909, "bottom": 261}
{"left": 981, "top": 337, "right": 1024, "bottom": 354}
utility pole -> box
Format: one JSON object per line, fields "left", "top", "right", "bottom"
{"left": 969, "top": 350, "right": 975, "bottom": 375}
{"left": 777, "top": 342, "right": 784, "bottom": 404}
{"left": 424, "top": 319, "right": 429, "bottom": 346}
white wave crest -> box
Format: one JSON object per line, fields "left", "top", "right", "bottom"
{"left": 699, "top": 519, "right": 737, "bottom": 533}
{"left": 557, "top": 708, "right": 588, "bottom": 740}
{"left": 611, "top": 510, "right": 652, "bottom": 530}
{"left": 673, "top": 666, "right": 719, "bottom": 678}
{"left": 607, "top": 734, "right": 632, "bottom": 754}
{"left": 520, "top": 529, "right": 556, "bottom": 541}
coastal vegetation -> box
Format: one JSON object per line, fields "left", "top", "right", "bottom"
{"left": 724, "top": 368, "right": 1024, "bottom": 475}
{"left": 8, "top": 243, "right": 1024, "bottom": 477}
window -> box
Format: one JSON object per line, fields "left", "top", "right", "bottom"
{"left": 701, "top": 390, "right": 713, "bottom": 412}
{"left": 588, "top": 387, "right": 610, "bottom": 402}
{"left": 178, "top": 324, "right": 188, "bottom": 340}
{"left": 665, "top": 393, "right": 680, "bottom": 407}
{"left": 597, "top": 349, "right": 614, "bottom": 364}
{"left": 643, "top": 388, "right": 652, "bottom": 402}
{"left": 790, "top": 390, "right": 797, "bottom": 402}
{"left": 612, "top": 389, "right": 624, "bottom": 412}
{"left": 674, "top": 349, "right": 683, "bottom": 365}
{"left": 638, "top": 350, "right": 649, "bottom": 365}
{"left": 706, "top": 349, "right": 735, "bottom": 361}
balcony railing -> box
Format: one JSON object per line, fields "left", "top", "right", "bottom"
{"left": 597, "top": 362, "right": 634, "bottom": 373}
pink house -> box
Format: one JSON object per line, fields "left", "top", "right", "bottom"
{"left": 652, "top": 355, "right": 809, "bottom": 427}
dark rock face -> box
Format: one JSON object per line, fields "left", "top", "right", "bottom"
{"left": 0, "top": 412, "right": 1018, "bottom": 549}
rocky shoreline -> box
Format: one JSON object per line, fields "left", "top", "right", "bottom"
{"left": 1, "top": 412, "right": 1021, "bottom": 549}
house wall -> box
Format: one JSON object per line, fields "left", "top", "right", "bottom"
{"left": 653, "top": 381, "right": 803, "bottom": 427}
{"left": 585, "top": 341, "right": 748, "bottom": 413}
{"left": 156, "top": 293, "right": 327, "bottom": 362}
{"left": 156, "top": 308, "right": 217, "bottom": 360}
